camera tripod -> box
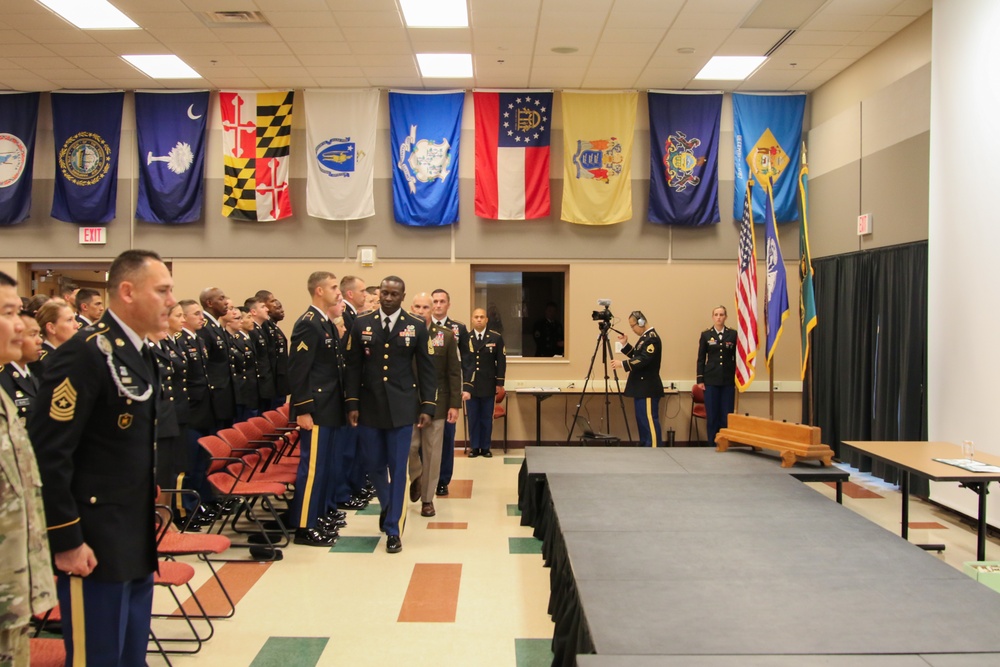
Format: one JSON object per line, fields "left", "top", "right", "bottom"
{"left": 566, "top": 322, "right": 633, "bottom": 445}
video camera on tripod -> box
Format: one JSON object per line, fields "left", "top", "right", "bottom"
{"left": 591, "top": 298, "right": 613, "bottom": 330}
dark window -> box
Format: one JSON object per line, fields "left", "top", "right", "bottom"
{"left": 472, "top": 267, "right": 566, "bottom": 358}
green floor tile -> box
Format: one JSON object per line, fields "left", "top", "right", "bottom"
{"left": 507, "top": 503, "right": 522, "bottom": 516}
{"left": 504, "top": 456, "right": 525, "bottom": 465}
{"left": 508, "top": 536, "right": 543, "bottom": 554}
{"left": 330, "top": 535, "right": 381, "bottom": 553}
{"left": 515, "top": 638, "right": 554, "bottom": 667}
{"left": 250, "top": 637, "right": 328, "bottom": 667}
{"left": 356, "top": 502, "right": 381, "bottom": 516}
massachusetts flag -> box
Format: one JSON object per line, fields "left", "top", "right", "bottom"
{"left": 51, "top": 92, "right": 124, "bottom": 224}
{"left": 390, "top": 91, "right": 463, "bottom": 227}
{"left": 647, "top": 92, "right": 721, "bottom": 226}
{"left": 306, "top": 89, "right": 378, "bottom": 220}
{"left": 220, "top": 90, "right": 293, "bottom": 222}
{"left": 135, "top": 91, "right": 208, "bottom": 224}
{"left": 0, "top": 92, "right": 39, "bottom": 226}
{"left": 764, "top": 179, "right": 789, "bottom": 370}
{"left": 732, "top": 93, "right": 806, "bottom": 224}
{"left": 561, "top": 91, "right": 637, "bottom": 225}
{"left": 474, "top": 91, "right": 552, "bottom": 220}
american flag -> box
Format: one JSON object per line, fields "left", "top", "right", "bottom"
{"left": 735, "top": 180, "right": 759, "bottom": 391}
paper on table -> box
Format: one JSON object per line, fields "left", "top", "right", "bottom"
{"left": 933, "top": 458, "right": 1000, "bottom": 473}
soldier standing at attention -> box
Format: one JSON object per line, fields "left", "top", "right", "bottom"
{"left": 429, "top": 288, "right": 471, "bottom": 495}
{"left": 465, "top": 308, "right": 506, "bottom": 458}
{"left": 0, "top": 271, "right": 56, "bottom": 666}
{"left": 696, "top": 305, "right": 737, "bottom": 447}
{"left": 30, "top": 250, "right": 175, "bottom": 666}
{"left": 345, "top": 276, "right": 436, "bottom": 553}
{"left": 198, "top": 287, "right": 236, "bottom": 429}
{"left": 0, "top": 310, "right": 43, "bottom": 425}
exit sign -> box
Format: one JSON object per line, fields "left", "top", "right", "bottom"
{"left": 79, "top": 227, "right": 106, "bottom": 245}
{"left": 857, "top": 213, "right": 873, "bottom": 236}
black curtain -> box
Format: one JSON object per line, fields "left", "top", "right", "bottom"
{"left": 804, "top": 241, "right": 928, "bottom": 493}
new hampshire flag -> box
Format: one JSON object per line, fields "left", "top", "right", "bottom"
{"left": 51, "top": 92, "right": 124, "bottom": 224}
{"left": 135, "top": 91, "right": 208, "bottom": 223}
{"left": 390, "top": 91, "right": 463, "bottom": 227}
{"left": 305, "top": 89, "right": 379, "bottom": 220}
{"left": 732, "top": 93, "right": 806, "bottom": 224}
{"left": 0, "top": 92, "right": 39, "bottom": 226}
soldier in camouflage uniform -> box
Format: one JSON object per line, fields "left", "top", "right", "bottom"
{"left": 0, "top": 271, "right": 55, "bottom": 666}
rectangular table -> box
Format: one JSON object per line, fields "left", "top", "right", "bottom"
{"left": 844, "top": 441, "right": 1000, "bottom": 560}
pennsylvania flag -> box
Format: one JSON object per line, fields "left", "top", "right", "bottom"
{"left": 732, "top": 93, "right": 806, "bottom": 224}
{"left": 647, "top": 91, "right": 721, "bottom": 226}
{"left": 561, "top": 91, "right": 637, "bottom": 225}
{"left": 135, "top": 91, "right": 208, "bottom": 223}
{"left": 390, "top": 91, "right": 464, "bottom": 227}
{"left": 798, "top": 146, "right": 817, "bottom": 380}
{"left": 474, "top": 90, "right": 552, "bottom": 220}
{"left": 764, "top": 179, "right": 789, "bottom": 370}
{"left": 51, "top": 92, "right": 124, "bottom": 224}
{"left": 220, "top": 90, "right": 293, "bottom": 222}
{"left": 0, "top": 92, "right": 39, "bottom": 226}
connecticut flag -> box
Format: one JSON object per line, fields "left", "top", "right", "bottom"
{"left": 474, "top": 91, "right": 552, "bottom": 220}
{"left": 220, "top": 90, "right": 293, "bottom": 221}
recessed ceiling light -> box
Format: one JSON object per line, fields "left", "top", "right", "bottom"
{"left": 416, "top": 53, "right": 473, "bottom": 78}
{"left": 122, "top": 55, "right": 201, "bottom": 79}
{"left": 35, "top": 0, "right": 138, "bottom": 30}
{"left": 695, "top": 56, "right": 767, "bottom": 81}
{"left": 551, "top": 47, "right": 578, "bottom": 54}
{"left": 676, "top": 47, "right": 696, "bottom": 55}
{"left": 400, "top": 0, "right": 468, "bottom": 27}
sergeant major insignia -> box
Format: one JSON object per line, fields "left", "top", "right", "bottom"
{"left": 50, "top": 378, "right": 77, "bottom": 422}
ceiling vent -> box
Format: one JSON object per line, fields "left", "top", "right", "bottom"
{"left": 764, "top": 29, "right": 797, "bottom": 57}
{"left": 201, "top": 11, "right": 270, "bottom": 26}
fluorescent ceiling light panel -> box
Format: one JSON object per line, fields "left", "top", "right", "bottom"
{"left": 695, "top": 56, "right": 767, "bottom": 80}
{"left": 122, "top": 55, "right": 201, "bottom": 79}
{"left": 36, "top": 0, "right": 138, "bottom": 29}
{"left": 400, "top": 0, "right": 468, "bottom": 27}
{"left": 416, "top": 53, "right": 473, "bottom": 78}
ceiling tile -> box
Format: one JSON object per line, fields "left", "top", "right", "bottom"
{"left": 129, "top": 12, "right": 205, "bottom": 29}
{"left": 655, "top": 29, "right": 729, "bottom": 57}
{"left": 870, "top": 15, "right": 918, "bottom": 32}
{"left": 634, "top": 68, "right": 693, "bottom": 89}
{"left": 792, "top": 69, "right": 838, "bottom": 89}
{"left": 306, "top": 66, "right": 365, "bottom": 77}
{"left": 290, "top": 42, "right": 354, "bottom": 56}
{"left": 255, "top": 0, "right": 329, "bottom": 11}
{"left": 788, "top": 30, "right": 861, "bottom": 46}
{"left": 239, "top": 55, "right": 304, "bottom": 68}
{"left": 890, "top": 0, "right": 932, "bottom": 16}
{"left": 259, "top": 74, "right": 317, "bottom": 87}
{"left": 226, "top": 42, "right": 293, "bottom": 56}
{"left": 342, "top": 27, "right": 408, "bottom": 43}
{"left": 741, "top": 68, "right": 808, "bottom": 90}
{"left": 324, "top": 0, "right": 398, "bottom": 9}
{"left": 118, "top": 0, "right": 190, "bottom": 11}
{"left": 361, "top": 66, "right": 420, "bottom": 78}
{"left": 821, "top": 0, "right": 900, "bottom": 14}
{"left": 5, "top": 44, "right": 58, "bottom": 58}
{"left": 332, "top": 11, "right": 403, "bottom": 28}
{"left": 0, "top": 75, "right": 56, "bottom": 91}
{"left": 366, "top": 76, "right": 422, "bottom": 87}
{"left": 599, "top": 28, "right": 668, "bottom": 44}
{"left": 9, "top": 56, "right": 75, "bottom": 71}
{"left": 171, "top": 43, "right": 237, "bottom": 56}
{"left": 672, "top": 11, "right": 746, "bottom": 31}
{"left": 86, "top": 29, "right": 161, "bottom": 44}
{"left": 147, "top": 28, "right": 221, "bottom": 43}
{"left": 804, "top": 12, "right": 879, "bottom": 32}
{"left": 204, "top": 76, "right": 267, "bottom": 89}
{"left": 0, "top": 30, "right": 35, "bottom": 44}
{"left": 46, "top": 44, "right": 118, "bottom": 58}
{"left": 296, "top": 54, "right": 359, "bottom": 67}
{"left": 276, "top": 27, "right": 347, "bottom": 43}
{"left": 834, "top": 45, "right": 876, "bottom": 59}
{"left": 850, "top": 31, "right": 895, "bottom": 47}
{"left": 263, "top": 11, "right": 339, "bottom": 28}
{"left": 345, "top": 41, "right": 412, "bottom": 55}
{"left": 775, "top": 44, "right": 841, "bottom": 60}
{"left": 815, "top": 57, "right": 859, "bottom": 71}
{"left": 211, "top": 26, "right": 283, "bottom": 43}
{"left": 604, "top": 1, "right": 685, "bottom": 30}
{"left": 1, "top": 12, "right": 74, "bottom": 31}
{"left": 528, "top": 69, "right": 585, "bottom": 89}
{"left": 312, "top": 77, "right": 371, "bottom": 87}
{"left": 409, "top": 28, "right": 473, "bottom": 44}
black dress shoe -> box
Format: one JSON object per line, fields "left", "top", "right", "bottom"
{"left": 294, "top": 528, "right": 337, "bottom": 547}
{"left": 319, "top": 524, "right": 340, "bottom": 539}
{"left": 481, "top": 450, "right": 493, "bottom": 458}
{"left": 379, "top": 507, "right": 387, "bottom": 532}
{"left": 468, "top": 449, "right": 479, "bottom": 458}
{"left": 318, "top": 516, "right": 346, "bottom": 530}
{"left": 249, "top": 546, "right": 283, "bottom": 561}
{"left": 409, "top": 477, "right": 421, "bottom": 503}
{"left": 436, "top": 484, "right": 449, "bottom": 497}
{"left": 261, "top": 520, "right": 287, "bottom": 532}
{"left": 386, "top": 535, "right": 402, "bottom": 553}
{"left": 326, "top": 509, "right": 347, "bottom": 521}
{"left": 337, "top": 497, "right": 367, "bottom": 510}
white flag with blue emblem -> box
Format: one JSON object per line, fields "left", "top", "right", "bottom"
{"left": 305, "top": 89, "right": 378, "bottom": 220}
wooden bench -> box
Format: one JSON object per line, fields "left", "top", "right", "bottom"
{"left": 715, "top": 414, "right": 834, "bottom": 468}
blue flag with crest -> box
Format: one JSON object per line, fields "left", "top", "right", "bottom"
{"left": 389, "top": 91, "right": 464, "bottom": 226}
{"left": 0, "top": 92, "right": 39, "bottom": 226}
{"left": 135, "top": 91, "right": 209, "bottom": 223}
{"left": 50, "top": 92, "right": 124, "bottom": 224}
{"left": 647, "top": 92, "right": 721, "bottom": 226}
{"left": 732, "top": 93, "right": 806, "bottom": 224}
{"left": 764, "top": 179, "right": 789, "bottom": 369}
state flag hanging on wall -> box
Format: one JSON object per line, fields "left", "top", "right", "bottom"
{"left": 51, "top": 91, "right": 123, "bottom": 224}
{"left": 561, "top": 91, "right": 637, "bottom": 225}
{"left": 0, "top": 92, "right": 39, "bottom": 226}
{"left": 305, "top": 89, "right": 378, "bottom": 221}
{"left": 647, "top": 91, "right": 721, "bottom": 226}
{"left": 474, "top": 90, "right": 553, "bottom": 220}
{"left": 220, "top": 90, "right": 293, "bottom": 222}
{"left": 389, "top": 90, "right": 463, "bottom": 227}
{"left": 135, "top": 91, "right": 208, "bottom": 224}
{"left": 732, "top": 93, "right": 806, "bottom": 224}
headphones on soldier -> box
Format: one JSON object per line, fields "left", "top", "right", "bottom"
{"left": 631, "top": 311, "right": 646, "bottom": 327}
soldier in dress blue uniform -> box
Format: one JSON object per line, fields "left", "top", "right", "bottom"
{"left": 0, "top": 311, "right": 42, "bottom": 425}
{"left": 177, "top": 300, "right": 216, "bottom": 525}
{"left": 612, "top": 311, "right": 665, "bottom": 447}
{"left": 198, "top": 287, "right": 236, "bottom": 429}
{"left": 430, "top": 288, "right": 471, "bottom": 493}
{"left": 29, "top": 250, "right": 175, "bottom": 667}
{"left": 227, "top": 305, "right": 259, "bottom": 422}
{"left": 74, "top": 287, "right": 105, "bottom": 329}
{"left": 246, "top": 296, "right": 275, "bottom": 413}
{"left": 696, "top": 305, "right": 738, "bottom": 447}
{"left": 258, "top": 291, "right": 290, "bottom": 410}
{"left": 287, "top": 272, "right": 347, "bottom": 547}
{"left": 465, "top": 308, "right": 506, "bottom": 458}
{"left": 337, "top": 277, "right": 372, "bottom": 507}
{"left": 31, "top": 299, "right": 76, "bottom": 378}
{"left": 345, "top": 276, "right": 436, "bottom": 554}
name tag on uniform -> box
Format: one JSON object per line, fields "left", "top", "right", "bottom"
{"left": 708, "top": 338, "right": 717, "bottom": 346}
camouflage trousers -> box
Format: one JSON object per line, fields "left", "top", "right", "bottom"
{"left": 0, "top": 623, "right": 29, "bottom": 667}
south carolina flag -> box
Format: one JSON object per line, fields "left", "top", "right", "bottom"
{"left": 220, "top": 90, "right": 293, "bottom": 222}
{"left": 474, "top": 91, "right": 552, "bottom": 220}
{"left": 561, "top": 91, "right": 637, "bottom": 225}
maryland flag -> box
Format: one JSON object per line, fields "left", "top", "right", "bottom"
{"left": 220, "top": 91, "right": 293, "bottom": 221}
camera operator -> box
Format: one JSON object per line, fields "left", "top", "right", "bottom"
{"left": 611, "top": 311, "right": 664, "bottom": 447}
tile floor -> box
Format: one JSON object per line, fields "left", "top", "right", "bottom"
{"left": 143, "top": 451, "right": 1000, "bottom": 667}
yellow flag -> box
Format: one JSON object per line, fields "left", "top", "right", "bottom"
{"left": 560, "top": 91, "right": 637, "bottom": 225}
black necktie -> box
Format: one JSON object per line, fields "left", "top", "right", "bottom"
{"left": 384, "top": 318, "right": 391, "bottom": 335}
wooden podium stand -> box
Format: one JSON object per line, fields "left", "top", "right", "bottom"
{"left": 716, "top": 414, "right": 834, "bottom": 468}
